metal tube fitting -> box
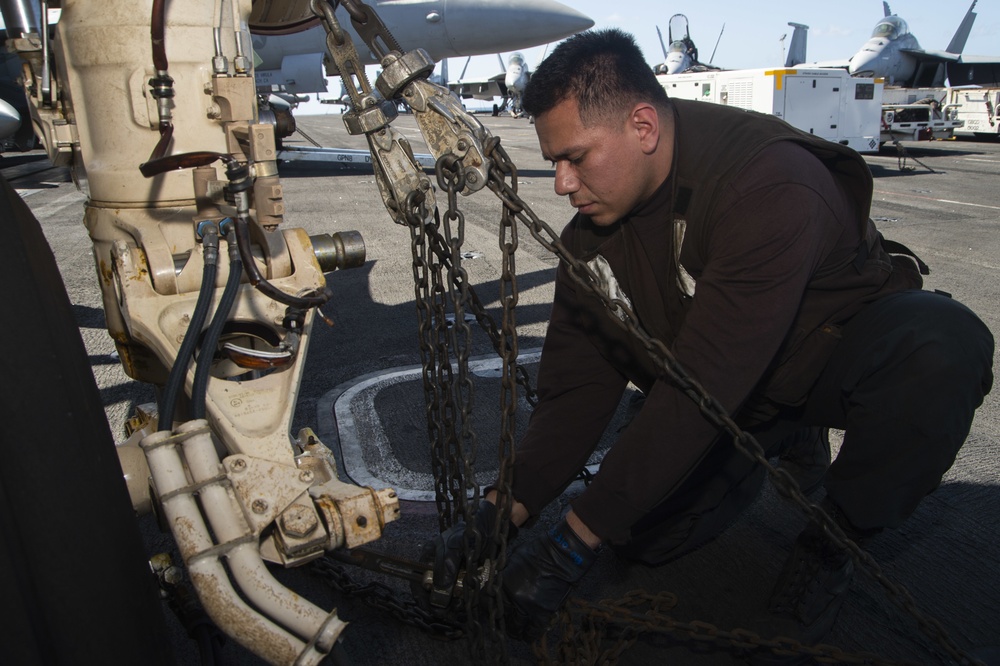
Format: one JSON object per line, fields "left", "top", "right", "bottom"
{"left": 310, "top": 231, "right": 366, "bottom": 272}
{"left": 141, "top": 428, "right": 312, "bottom": 664}
{"left": 142, "top": 423, "right": 346, "bottom": 664}
{"left": 175, "top": 421, "right": 345, "bottom": 655}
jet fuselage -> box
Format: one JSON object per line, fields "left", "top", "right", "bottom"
{"left": 848, "top": 18, "right": 921, "bottom": 84}
{"left": 253, "top": 0, "right": 593, "bottom": 77}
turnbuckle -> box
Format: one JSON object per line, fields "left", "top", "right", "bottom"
{"left": 328, "top": 546, "right": 489, "bottom": 607}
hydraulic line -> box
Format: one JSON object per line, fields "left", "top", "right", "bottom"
{"left": 190, "top": 224, "right": 242, "bottom": 420}
{"left": 231, "top": 0, "right": 248, "bottom": 74}
{"left": 150, "top": 0, "right": 168, "bottom": 71}
{"left": 145, "top": 124, "right": 175, "bottom": 166}
{"left": 145, "top": 0, "right": 175, "bottom": 165}
{"left": 141, "top": 427, "right": 323, "bottom": 663}
{"left": 233, "top": 215, "right": 333, "bottom": 309}
{"left": 140, "top": 151, "right": 235, "bottom": 179}
{"left": 212, "top": 0, "right": 226, "bottom": 73}
{"left": 158, "top": 229, "right": 220, "bottom": 431}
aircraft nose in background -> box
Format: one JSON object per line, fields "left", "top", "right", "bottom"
{"left": 442, "top": 0, "right": 594, "bottom": 56}
{"left": 848, "top": 50, "right": 882, "bottom": 77}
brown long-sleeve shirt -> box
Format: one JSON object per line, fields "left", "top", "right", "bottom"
{"left": 511, "top": 134, "right": 917, "bottom": 544}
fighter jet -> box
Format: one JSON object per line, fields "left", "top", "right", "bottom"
{"left": 449, "top": 52, "right": 531, "bottom": 118}
{"left": 845, "top": 1, "right": 998, "bottom": 87}
{"left": 251, "top": 0, "right": 593, "bottom": 96}
{"left": 653, "top": 14, "right": 722, "bottom": 75}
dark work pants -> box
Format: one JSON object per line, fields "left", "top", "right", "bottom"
{"left": 617, "top": 290, "right": 995, "bottom": 565}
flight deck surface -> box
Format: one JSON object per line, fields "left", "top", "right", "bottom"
{"left": 6, "top": 114, "right": 999, "bottom": 665}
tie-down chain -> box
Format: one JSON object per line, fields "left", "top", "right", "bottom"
{"left": 310, "top": 1, "right": 983, "bottom": 664}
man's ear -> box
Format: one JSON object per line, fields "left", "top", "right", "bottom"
{"left": 631, "top": 103, "right": 660, "bottom": 155}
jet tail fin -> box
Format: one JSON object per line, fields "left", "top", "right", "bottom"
{"left": 785, "top": 22, "right": 809, "bottom": 67}
{"left": 945, "top": 0, "right": 978, "bottom": 54}
{"left": 883, "top": 2, "right": 892, "bottom": 18}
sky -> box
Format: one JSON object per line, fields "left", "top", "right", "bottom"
{"left": 448, "top": 0, "right": 998, "bottom": 80}
{"left": 295, "top": 0, "right": 1000, "bottom": 114}
{"left": 4, "top": 1, "right": 996, "bottom": 112}
{"left": 3, "top": 1, "right": 996, "bottom": 76}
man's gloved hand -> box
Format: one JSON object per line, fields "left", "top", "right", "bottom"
{"left": 502, "top": 518, "right": 599, "bottom": 640}
{"left": 416, "top": 500, "right": 517, "bottom": 610}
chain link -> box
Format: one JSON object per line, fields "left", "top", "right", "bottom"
{"left": 534, "top": 592, "right": 924, "bottom": 666}
{"left": 310, "top": 556, "right": 466, "bottom": 640}
{"left": 418, "top": 218, "right": 539, "bottom": 408}
{"left": 481, "top": 142, "right": 523, "bottom": 662}
{"left": 406, "top": 154, "right": 518, "bottom": 661}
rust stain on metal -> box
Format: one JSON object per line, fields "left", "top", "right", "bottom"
{"left": 99, "top": 258, "right": 114, "bottom": 285}
{"left": 131, "top": 248, "right": 150, "bottom": 281}
{"left": 171, "top": 515, "right": 201, "bottom": 560}
{"left": 189, "top": 570, "right": 299, "bottom": 665}
{"left": 281, "top": 504, "right": 319, "bottom": 538}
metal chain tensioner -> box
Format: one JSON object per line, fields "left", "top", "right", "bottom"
{"left": 311, "top": 1, "right": 516, "bottom": 661}
{"left": 311, "top": 1, "right": 982, "bottom": 664}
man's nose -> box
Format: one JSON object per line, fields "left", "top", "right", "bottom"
{"left": 554, "top": 163, "right": 578, "bottom": 196}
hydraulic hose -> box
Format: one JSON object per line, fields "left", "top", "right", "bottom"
{"left": 150, "top": 0, "right": 168, "bottom": 72}
{"left": 190, "top": 225, "right": 242, "bottom": 420}
{"left": 233, "top": 215, "right": 332, "bottom": 309}
{"left": 145, "top": 0, "right": 174, "bottom": 166}
{"left": 158, "top": 230, "right": 220, "bottom": 431}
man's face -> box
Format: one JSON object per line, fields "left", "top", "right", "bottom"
{"left": 534, "top": 97, "right": 650, "bottom": 226}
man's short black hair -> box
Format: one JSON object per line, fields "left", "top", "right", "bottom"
{"left": 522, "top": 28, "right": 671, "bottom": 126}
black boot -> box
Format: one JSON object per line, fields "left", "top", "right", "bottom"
{"left": 777, "top": 427, "right": 831, "bottom": 495}
{"left": 748, "top": 521, "right": 855, "bottom": 664}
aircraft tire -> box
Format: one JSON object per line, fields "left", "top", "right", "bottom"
{"left": 0, "top": 174, "right": 175, "bottom": 664}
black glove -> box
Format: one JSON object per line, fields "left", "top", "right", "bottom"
{"left": 502, "top": 517, "right": 598, "bottom": 640}
{"left": 416, "top": 501, "right": 517, "bottom": 610}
